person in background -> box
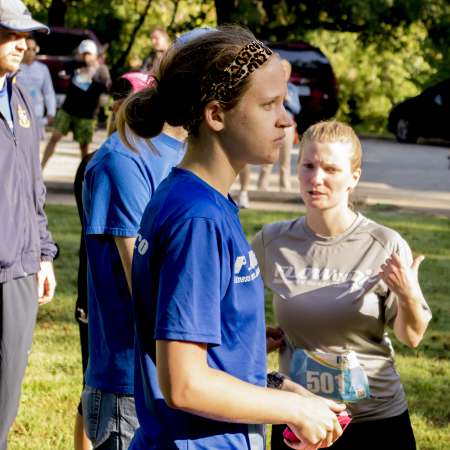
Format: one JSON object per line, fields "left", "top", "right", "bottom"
{"left": 17, "top": 36, "right": 56, "bottom": 139}
{"left": 0, "top": 1, "right": 58, "bottom": 449}
{"left": 73, "top": 152, "right": 94, "bottom": 450}
{"left": 80, "top": 63, "right": 186, "bottom": 448}
{"left": 257, "top": 59, "right": 300, "bottom": 191}
{"left": 238, "top": 59, "right": 300, "bottom": 208}
{"left": 72, "top": 70, "right": 157, "bottom": 450}
{"left": 118, "top": 25, "right": 344, "bottom": 450}
{"left": 41, "top": 39, "right": 110, "bottom": 169}
{"left": 143, "top": 26, "right": 171, "bottom": 75}
{"left": 73, "top": 70, "right": 155, "bottom": 450}
{"left": 252, "top": 120, "right": 432, "bottom": 450}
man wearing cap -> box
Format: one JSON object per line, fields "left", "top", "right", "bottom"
{"left": 17, "top": 36, "right": 56, "bottom": 139}
{"left": 0, "top": 1, "right": 58, "bottom": 448}
{"left": 41, "top": 38, "right": 110, "bottom": 169}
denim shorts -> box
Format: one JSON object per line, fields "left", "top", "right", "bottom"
{"left": 81, "top": 385, "right": 138, "bottom": 449}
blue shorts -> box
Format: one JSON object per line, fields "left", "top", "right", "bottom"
{"left": 81, "top": 385, "right": 138, "bottom": 449}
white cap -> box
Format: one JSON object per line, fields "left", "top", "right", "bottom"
{"left": 78, "top": 39, "right": 98, "bottom": 56}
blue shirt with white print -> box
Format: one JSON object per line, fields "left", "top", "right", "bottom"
{"left": 83, "top": 132, "right": 185, "bottom": 394}
{"left": 130, "top": 168, "right": 267, "bottom": 450}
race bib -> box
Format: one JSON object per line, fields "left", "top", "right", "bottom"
{"left": 290, "top": 349, "right": 370, "bottom": 402}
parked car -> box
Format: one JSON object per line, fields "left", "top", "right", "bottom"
{"left": 388, "top": 78, "right": 450, "bottom": 143}
{"left": 268, "top": 41, "right": 339, "bottom": 132}
{"left": 33, "top": 27, "right": 103, "bottom": 106}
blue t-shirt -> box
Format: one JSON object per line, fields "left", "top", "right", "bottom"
{"left": 130, "top": 168, "right": 267, "bottom": 449}
{"left": 83, "top": 132, "right": 185, "bottom": 394}
{"left": 284, "top": 82, "right": 301, "bottom": 118}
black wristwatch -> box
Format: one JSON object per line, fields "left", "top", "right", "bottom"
{"left": 267, "top": 371, "right": 285, "bottom": 389}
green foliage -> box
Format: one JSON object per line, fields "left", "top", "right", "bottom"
{"left": 23, "top": 0, "right": 52, "bottom": 19}
{"left": 25, "top": 0, "right": 216, "bottom": 75}
{"left": 214, "top": 0, "right": 450, "bottom": 132}
{"left": 304, "top": 23, "right": 435, "bottom": 131}
{"left": 22, "top": 0, "right": 450, "bottom": 131}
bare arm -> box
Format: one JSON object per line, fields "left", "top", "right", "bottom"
{"left": 114, "top": 236, "right": 136, "bottom": 293}
{"left": 36, "top": 260, "right": 56, "bottom": 305}
{"left": 380, "top": 253, "right": 431, "bottom": 348}
{"left": 157, "top": 340, "right": 344, "bottom": 449}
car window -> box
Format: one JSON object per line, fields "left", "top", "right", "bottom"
{"left": 35, "top": 33, "right": 89, "bottom": 56}
{"left": 271, "top": 47, "right": 334, "bottom": 92}
{"left": 273, "top": 48, "right": 330, "bottom": 66}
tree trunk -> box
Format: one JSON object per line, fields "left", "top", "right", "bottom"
{"left": 214, "top": 0, "right": 238, "bottom": 24}
{"left": 168, "top": 0, "right": 181, "bottom": 30}
{"left": 112, "top": 0, "right": 153, "bottom": 76}
{"left": 48, "top": 0, "right": 68, "bottom": 27}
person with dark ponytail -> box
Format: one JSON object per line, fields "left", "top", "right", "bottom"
{"left": 79, "top": 68, "right": 187, "bottom": 449}
{"left": 117, "top": 25, "right": 345, "bottom": 450}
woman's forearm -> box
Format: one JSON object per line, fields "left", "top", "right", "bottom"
{"left": 157, "top": 340, "right": 344, "bottom": 447}
{"left": 394, "top": 294, "right": 430, "bottom": 348}
{"left": 166, "top": 364, "right": 302, "bottom": 424}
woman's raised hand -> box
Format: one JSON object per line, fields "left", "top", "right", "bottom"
{"left": 379, "top": 253, "right": 425, "bottom": 302}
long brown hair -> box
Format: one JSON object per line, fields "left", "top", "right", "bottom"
{"left": 116, "top": 26, "right": 259, "bottom": 149}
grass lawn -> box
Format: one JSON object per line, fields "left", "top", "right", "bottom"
{"left": 10, "top": 204, "right": 450, "bottom": 449}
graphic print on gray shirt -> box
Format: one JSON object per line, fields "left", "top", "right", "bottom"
{"left": 252, "top": 214, "right": 432, "bottom": 422}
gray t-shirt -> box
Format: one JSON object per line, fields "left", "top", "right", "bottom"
{"left": 252, "top": 214, "right": 431, "bottom": 422}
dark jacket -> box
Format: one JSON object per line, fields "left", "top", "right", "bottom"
{"left": 0, "top": 77, "right": 57, "bottom": 283}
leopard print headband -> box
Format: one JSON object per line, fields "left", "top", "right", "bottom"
{"left": 184, "top": 40, "right": 272, "bottom": 134}
{"left": 200, "top": 40, "right": 273, "bottom": 104}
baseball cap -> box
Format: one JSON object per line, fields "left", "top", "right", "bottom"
{"left": 0, "top": 0, "right": 49, "bottom": 33}
{"left": 78, "top": 39, "right": 98, "bottom": 56}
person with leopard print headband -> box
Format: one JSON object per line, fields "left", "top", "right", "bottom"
{"left": 116, "top": 25, "right": 345, "bottom": 450}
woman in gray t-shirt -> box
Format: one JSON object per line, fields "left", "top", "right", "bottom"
{"left": 253, "top": 120, "right": 431, "bottom": 450}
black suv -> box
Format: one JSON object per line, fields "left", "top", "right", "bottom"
{"left": 269, "top": 41, "right": 339, "bottom": 132}
{"left": 388, "top": 78, "right": 450, "bottom": 143}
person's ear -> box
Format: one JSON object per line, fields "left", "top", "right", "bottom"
{"left": 349, "top": 167, "right": 361, "bottom": 191}
{"left": 203, "top": 100, "right": 225, "bottom": 132}
{"left": 36, "top": 45, "right": 40, "bottom": 54}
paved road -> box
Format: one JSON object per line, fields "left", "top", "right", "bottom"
{"left": 229, "top": 137, "right": 450, "bottom": 213}
{"left": 361, "top": 138, "right": 450, "bottom": 192}
{"left": 42, "top": 131, "right": 450, "bottom": 214}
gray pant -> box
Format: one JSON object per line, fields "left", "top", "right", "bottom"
{"left": 82, "top": 385, "right": 138, "bottom": 449}
{"left": 0, "top": 276, "right": 38, "bottom": 450}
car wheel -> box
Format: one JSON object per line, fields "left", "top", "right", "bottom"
{"left": 396, "top": 118, "right": 417, "bottom": 143}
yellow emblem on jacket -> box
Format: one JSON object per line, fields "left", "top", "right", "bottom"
{"left": 17, "top": 104, "right": 30, "bottom": 128}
